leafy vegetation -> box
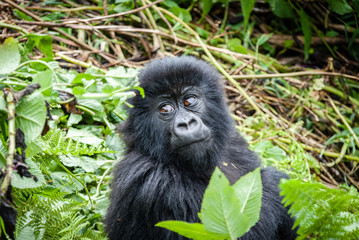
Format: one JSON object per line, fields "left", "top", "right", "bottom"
{"left": 157, "top": 168, "right": 262, "bottom": 240}
{"left": 0, "top": 0, "right": 358, "bottom": 239}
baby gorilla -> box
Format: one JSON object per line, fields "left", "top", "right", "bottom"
{"left": 105, "top": 56, "right": 297, "bottom": 240}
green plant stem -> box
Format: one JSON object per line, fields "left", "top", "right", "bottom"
{"left": 328, "top": 96, "right": 359, "bottom": 148}
{"left": 77, "top": 91, "right": 135, "bottom": 100}
{"left": 219, "top": 2, "right": 229, "bottom": 33}
{"left": 277, "top": 137, "right": 359, "bottom": 162}
{"left": 57, "top": 161, "right": 93, "bottom": 206}
{"left": 0, "top": 90, "right": 16, "bottom": 197}
{"left": 323, "top": 85, "right": 359, "bottom": 107}
{"left": 231, "top": 71, "right": 359, "bottom": 82}
{"left": 94, "top": 167, "right": 111, "bottom": 197}
{"left": 76, "top": 105, "right": 95, "bottom": 116}
{"left": 0, "top": 80, "right": 28, "bottom": 87}
{"left": 16, "top": 60, "right": 60, "bottom": 83}
{"left": 25, "top": 6, "right": 104, "bottom": 12}
{"left": 55, "top": 53, "right": 105, "bottom": 73}
{"left": 157, "top": 7, "right": 262, "bottom": 114}
{"left": 0, "top": 21, "right": 29, "bottom": 34}
{"left": 326, "top": 143, "right": 348, "bottom": 167}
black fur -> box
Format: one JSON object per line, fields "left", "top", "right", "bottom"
{"left": 105, "top": 56, "right": 297, "bottom": 240}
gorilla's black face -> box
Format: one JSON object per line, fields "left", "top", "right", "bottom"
{"left": 155, "top": 86, "right": 212, "bottom": 159}
{"left": 122, "top": 56, "right": 234, "bottom": 171}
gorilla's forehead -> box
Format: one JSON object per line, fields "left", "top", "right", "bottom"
{"left": 155, "top": 86, "right": 202, "bottom": 100}
{"left": 138, "top": 56, "right": 221, "bottom": 96}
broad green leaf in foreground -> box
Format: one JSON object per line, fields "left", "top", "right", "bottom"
{"left": 232, "top": 168, "right": 262, "bottom": 230}
{"left": 0, "top": 38, "right": 21, "bottom": 75}
{"left": 15, "top": 91, "right": 47, "bottom": 144}
{"left": 155, "top": 221, "right": 225, "bottom": 240}
{"left": 199, "top": 168, "right": 248, "bottom": 239}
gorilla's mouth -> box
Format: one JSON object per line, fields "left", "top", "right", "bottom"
{"left": 175, "top": 136, "right": 211, "bottom": 151}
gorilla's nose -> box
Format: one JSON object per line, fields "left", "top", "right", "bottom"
{"left": 173, "top": 114, "right": 201, "bottom": 139}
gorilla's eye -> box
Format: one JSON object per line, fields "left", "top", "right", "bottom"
{"left": 160, "top": 104, "right": 174, "bottom": 113}
{"left": 184, "top": 97, "right": 196, "bottom": 106}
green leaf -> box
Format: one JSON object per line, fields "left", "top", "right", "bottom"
{"left": 17, "top": 226, "right": 36, "bottom": 240}
{"left": 105, "top": 66, "right": 138, "bottom": 87}
{"left": 156, "top": 221, "right": 225, "bottom": 240}
{"left": 240, "top": 0, "right": 255, "bottom": 28}
{"left": 196, "top": 27, "right": 210, "bottom": 39}
{"left": 67, "top": 114, "right": 82, "bottom": 127}
{"left": 72, "top": 73, "right": 94, "bottom": 85}
{"left": 102, "top": 85, "right": 114, "bottom": 94}
{"left": 25, "top": 34, "right": 54, "bottom": 58}
{"left": 256, "top": 34, "right": 273, "bottom": 47}
{"left": 265, "top": 146, "right": 287, "bottom": 161}
{"left": 59, "top": 155, "right": 105, "bottom": 172}
{"left": 200, "top": 0, "right": 214, "bottom": 21}
{"left": 228, "top": 38, "right": 248, "bottom": 54}
{"left": 0, "top": 38, "right": 21, "bottom": 75}
{"left": 300, "top": 9, "right": 312, "bottom": 61}
{"left": 327, "top": 0, "right": 353, "bottom": 15}
{"left": 170, "top": 7, "right": 192, "bottom": 23}
{"left": 0, "top": 140, "right": 7, "bottom": 168}
{"left": 50, "top": 171, "right": 83, "bottom": 192}
{"left": 15, "top": 91, "right": 47, "bottom": 144}
{"left": 73, "top": 86, "right": 86, "bottom": 96}
{"left": 65, "top": 127, "right": 104, "bottom": 146}
{"left": 11, "top": 158, "right": 46, "bottom": 189}
{"left": 33, "top": 70, "right": 54, "bottom": 96}
{"left": 133, "top": 86, "right": 145, "bottom": 98}
{"left": 284, "top": 39, "right": 294, "bottom": 48}
{"left": 232, "top": 168, "right": 262, "bottom": 229}
{"left": 268, "top": 0, "right": 294, "bottom": 18}
{"left": 0, "top": 91, "right": 6, "bottom": 112}
{"left": 200, "top": 168, "right": 248, "bottom": 239}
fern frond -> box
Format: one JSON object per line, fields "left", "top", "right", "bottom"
{"left": 280, "top": 180, "right": 359, "bottom": 239}
{"left": 41, "top": 129, "right": 114, "bottom": 156}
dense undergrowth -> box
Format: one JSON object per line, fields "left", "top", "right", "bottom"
{"left": 0, "top": 0, "right": 359, "bottom": 239}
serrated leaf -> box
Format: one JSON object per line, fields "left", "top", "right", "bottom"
{"left": 200, "top": 168, "right": 249, "bottom": 239}
{"left": 0, "top": 38, "right": 21, "bottom": 75}
{"left": 156, "top": 221, "right": 226, "bottom": 240}
{"left": 232, "top": 168, "right": 262, "bottom": 229}
{"left": 15, "top": 91, "right": 47, "bottom": 144}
